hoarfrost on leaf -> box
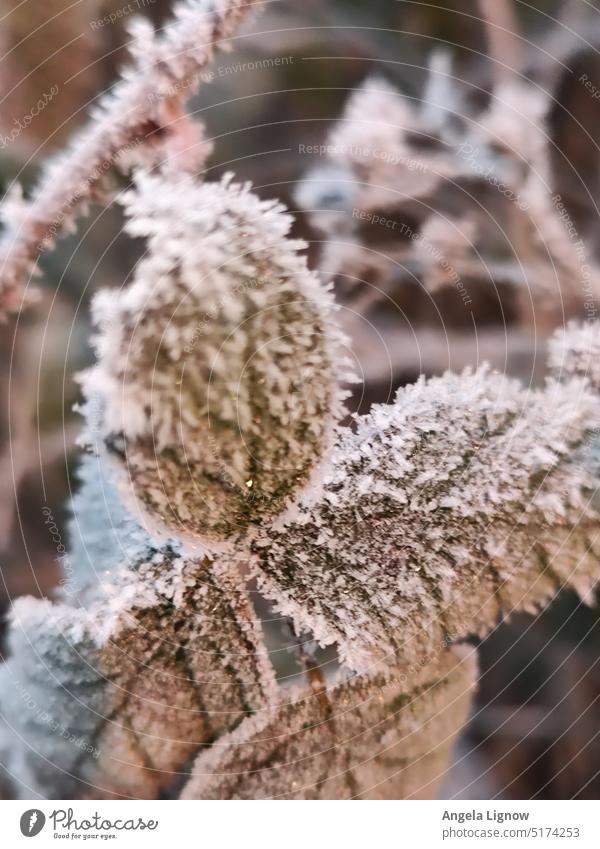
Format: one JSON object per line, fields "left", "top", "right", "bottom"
{"left": 0, "top": 552, "right": 277, "bottom": 799}
{"left": 255, "top": 366, "right": 600, "bottom": 670}
{"left": 548, "top": 320, "right": 600, "bottom": 391}
{"left": 82, "top": 171, "right": 352, "bottom": 550}
{"left": 181, "top": 645, "right": 477, "bottom": 799}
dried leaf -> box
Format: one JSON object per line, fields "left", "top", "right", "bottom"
{"left": 1, "top": 552, "right": 277, "bottom": 799}
{"left": 181, "top": 646, "right": 477, "bottom": 799}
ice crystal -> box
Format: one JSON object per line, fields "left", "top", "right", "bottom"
{"left": 548, "top": 320, "right": 600, "bottom": 391}
{"left": 255, "top": 367, "right": 600, "bottom": 670}
{"left": 0, "top": 0, "right": 262, "bottom": 317}
{"left": 82, "top": 171, "right": 350, "bottom": 549}
{"left": 0, "top": 554, "right": 277, "bottom": 799}
{"left": 182, "top": 646, "right": 477, "bottom": 799}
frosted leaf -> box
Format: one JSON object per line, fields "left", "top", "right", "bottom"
{"left": 255, "top": 367, "right": 600, "bottom": 670}
{"left": 0, "top": 557, "right": 277, "bottom": 799}
{"left": 181, "top": 646, "right": 477, "bottom": 799}
{"left": 82, "top": 172, "right": 350, "bottom": 551}
{"left": 548, "top": 320, "right": 600, "bottom": 391}
{"left": 62, "top": 453, "right": 174, "bottom": 594}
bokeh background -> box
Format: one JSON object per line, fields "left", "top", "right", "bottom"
{"left": 2, "top": 0, "right": 600, "bottom": 799}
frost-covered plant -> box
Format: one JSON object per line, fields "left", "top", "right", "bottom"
{"left": 296, "top": 66, "right": 600, "bottom": 333}
{"left": 0, "top": 457, "right": 475, "bottom": 800}
{"left": 0, "top": 456, "right": 278, "bottom": 799}
{"left": 81, "top": 171, "right": 349, "bottom": 549}
{"left": 2, "top": 0, "right": 600, "bottom": 803}
{"left": 255, "top": 368, "right": 600, "bottom": 669}
{"left": 0, "top": 0, "right": 262, "bottom": 317}
{"left": 181, "top": 645, "right": 477, "bottom": 800}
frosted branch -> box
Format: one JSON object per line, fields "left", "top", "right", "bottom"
{"left": 0, "top": 0, "right": 262, "bottom": 317}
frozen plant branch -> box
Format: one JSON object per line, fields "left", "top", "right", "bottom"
{"left": 477, "top": 0, "right": 523, "bottom": 86}
{"left": 2, "top": 0, "right": 600, "bottom": 800}
{"left": 0, "top": 0, "right": 263, "bottom": 318}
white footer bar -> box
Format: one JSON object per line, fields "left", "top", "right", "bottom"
{"left": 1, "top": 800, "right": 598, "bottom": 848}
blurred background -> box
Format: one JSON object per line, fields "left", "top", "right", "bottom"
{"left": 2, "top": 0, "right": 600, "bottom": 799}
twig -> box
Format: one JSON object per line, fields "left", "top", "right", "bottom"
{"left": 478, "top": 0, "right": 523, "bottom": 86}
{"left": 0, "top": 0, "right": 263, "bottom": 317}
